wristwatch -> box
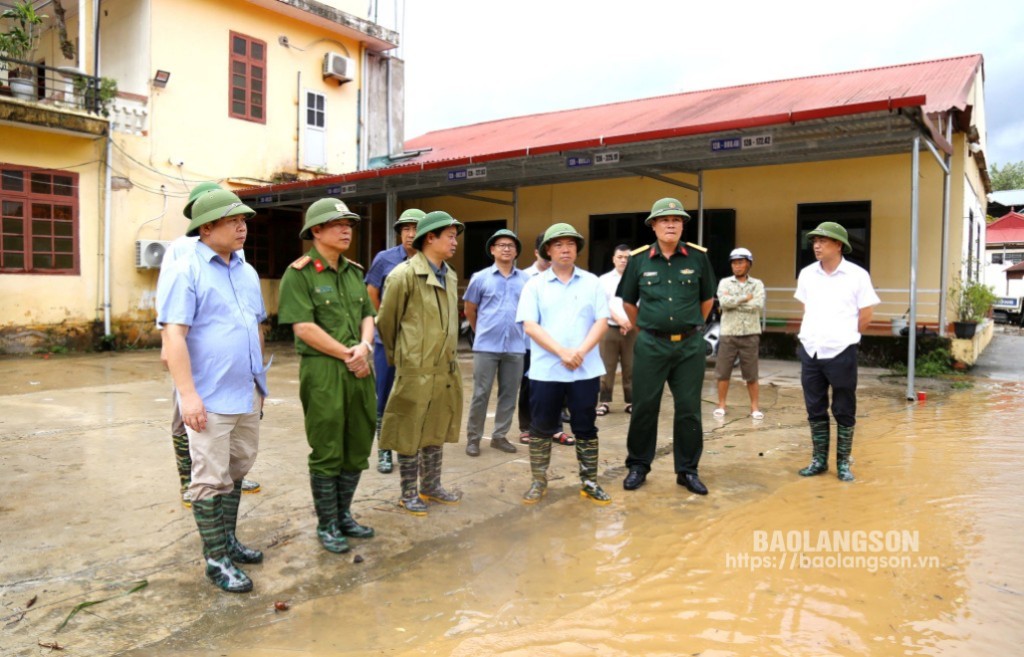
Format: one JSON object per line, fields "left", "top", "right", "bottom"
{"left": 360, "top": 340, "right": 374, "bottom": 355}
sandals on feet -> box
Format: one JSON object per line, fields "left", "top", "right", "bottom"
{"left": 751, "top": 410, "right": 765, "bottom": 420}
{"left": 553, "top": 431, "right": 576, "bottom": 446}
{"left": 624, "top": 404, "right": 632, "bottom": 414}
{"left": 713, "top": 408, "right": 726, "bottom": 418}
{"left": 595, "top": 403, "right": 610, "bottom": 417}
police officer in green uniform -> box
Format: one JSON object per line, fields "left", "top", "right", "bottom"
{"left": 278, "top": 198, "right": 378, "bottom": 554}
{"left": 618, "top": 197, "right": 717, "bottom": 495}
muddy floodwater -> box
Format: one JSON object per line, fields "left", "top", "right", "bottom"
{"left": 130, "top": 380, "right": 1023, "bottom": 656}
{"left": 2, "top": 349, "right": 1022, "bottom": 656}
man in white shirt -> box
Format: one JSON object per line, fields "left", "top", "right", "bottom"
{"left": 596, "top": 244, "right": 635, "bottom": 416}
{"left": 794, "top": 222, "right": 880, "bottom": 482}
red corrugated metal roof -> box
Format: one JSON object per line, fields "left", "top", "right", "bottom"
{"left": 987, "top": 211, "right": 1024, "bottom": 244}
{"left": 403, "top": 54, "right": 982, "bottom": 165}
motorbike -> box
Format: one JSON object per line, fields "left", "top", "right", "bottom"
{"left": 703, "top": 299, "right": 721, "bottom": 359}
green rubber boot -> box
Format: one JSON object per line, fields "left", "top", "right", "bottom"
{"left": 798, "top": 420, "right": 831, "bottom": 477}
{"left": 522, "top": 434, "right": 551, "bottom": 504}
{"left": 309, "top": 474, "right": 350, "bottom": 553}
{"left": 172, "top": 433, "right": 192, "bottom": 507}
{"left": 576, "top": 437, "right": 611, "bottom": 505}
{"left": 418, "top": 445, "right": 462, "bottom": 504}
{"left": 375, "top": 416, "right": 393, "bottom": 474}
{"left": 222, "top": 480, "right": 263, "bottom": 564}
{"left": 397, "top": 452, "right": 428, "bottom": 515}
{"left": 192, "top": 496, "right": 252, "bottom": 593}
{"left": 836, "top": 425, "right": 855, "bottom": 482}
{"left": 337, "top": 470, "right": 374, "bottom": 538}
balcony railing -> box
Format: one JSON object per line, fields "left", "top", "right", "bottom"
{"left": 1, "top": 56, "right": 107, "bottom": 116}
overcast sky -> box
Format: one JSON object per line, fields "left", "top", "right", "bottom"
{"left": 398, "top": 0, "right": 1024, "bottom": 166}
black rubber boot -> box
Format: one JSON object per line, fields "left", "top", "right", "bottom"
{"left": 309, "top": 474, "right": 350, "bottom": 553}
{"left": 418, "top": 445, "right": 462, "bottom": 504}
{"left": 192, "top": 496, "right": 252, "bottom": 593}
{"left": 222, "top": 480, "right": 263, "bottom": 564}
{"left": 173, "top": 433, "right": 192, "bottom": 507}
{"left": 397, "top": 452, "right": 428, "bottom": 515}
{"left": 522, "top": 434, "right": 551, "bottom": 504}
{"left": 836, "top": 425, "right": 855, "bottom": 482}
{"left": 799, "top": 420, "right": 830, "bottom": 477}
{"left": 336, "top": 470, "right": 374, "bottom": 538}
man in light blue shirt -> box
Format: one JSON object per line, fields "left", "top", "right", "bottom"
{"left": 159, "top": 189, "right": 269, "bottom": 594}
{"left": 463, "top": 229, "right": 528, "bottom": 456}
{"left": 516, "top": 223, "right": 610, "bottom": 506}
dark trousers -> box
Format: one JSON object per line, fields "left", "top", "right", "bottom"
{"left": 625, "top": 330, "right": 705, "bottom": 475}
{"left": 374, "top": 344, "right": 396, "bottom": 417}
{"left": 529, "top": 378, "right": 600, "bottom": 441}
{"left": 798, "top": 344, "right": 858, "bottom": 427}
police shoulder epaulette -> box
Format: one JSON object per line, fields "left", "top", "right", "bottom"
{"left": 345, "top": 257, "right": 364, "bottom": 271}
{"left": 630, "top": 244, "right": 649, "bottom": 256}
{"left": 290, "top": 255, "right": 312, "bottom": 270}
{"left": 686, "top": 242, "right": 708, "bottom": 253}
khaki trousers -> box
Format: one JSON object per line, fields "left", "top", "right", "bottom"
{"left": 599, "top": 326, "right": 637, "bottom": 403}
{"left": 185, "top": 393, "right": 260, "bottom": 501}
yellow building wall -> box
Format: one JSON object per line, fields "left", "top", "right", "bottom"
{"left": 0, "top": 127, "right": 104, "bottom": 343}
{"left": 415, "top": 151, "right": 968, "bottom": 327}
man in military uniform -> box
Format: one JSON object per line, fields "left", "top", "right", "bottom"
{"left": 278, "top": 198, "right": 377, "bottom": 554}
{"left": 618, "top": 197, "right": 717, "bottom": 495}
{"left": 365, "top": 208, "right": 424, "bottom": 474}
{"left": 377, "top": 211, "right": 465, "bottom": 515}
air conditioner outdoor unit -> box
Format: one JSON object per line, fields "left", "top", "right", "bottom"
{"left": 323, "top": 52, "right": 354, "bottom": 83}
{"left": 136, "top": 239, "right": 172, "bottom": 269}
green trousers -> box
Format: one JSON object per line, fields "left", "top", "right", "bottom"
{"left": 299, "top": 355, "right": 376, "bottom": 475}
{"left": 624, "top": 330, "right": 705, "bottom": 475}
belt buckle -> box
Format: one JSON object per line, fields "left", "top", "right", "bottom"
{"left": 670, "top": 333, "right": 682, "bottom": 342}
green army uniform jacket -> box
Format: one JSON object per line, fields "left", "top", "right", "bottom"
{"left": 617, "top": 242, "right": 717, "bottom": 333}
{"left": 376, "top": 251, "right": 463, "bottom": 453}
{"left": 277, "top": 247, "right": 375, "bottom": 354}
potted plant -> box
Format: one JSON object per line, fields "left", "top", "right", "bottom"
{"left": 0, "top": 0, "right": 47, "bottom": 101}
{"left": 73, "top": 74, "right": 118, "bottom": 116}
{"left": 951, "top": 275, "right": 998, "bottom": 339}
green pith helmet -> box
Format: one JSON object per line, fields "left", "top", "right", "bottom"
{"left": 485, "top": 228, "right": 521, "bottom": 258}
{"left": 395, "top": 208, "right": 426, "bottom": 232}
{"left": 186, "top": 189, "right": 255, "bottom": 236}
{"left": 183, "top": 181, "right": 222, "bottom": 219}
{"left": 645, "top": 197, "right": 691, "bottom": 226}
{"left": 805, "top": 221, "right": 852, "bottom": 254}
{"left": 413, "top": 210, "right": 464, "bottom": 250}
{"left": 539, "top": 222, "right": 584, "bottom": 261}
{"left": 300, "top": 198, "right": 361, "bottom": 240}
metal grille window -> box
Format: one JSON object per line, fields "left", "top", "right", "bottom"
{"left": 306, "top": 91, "right": 325, "bottom": 128}
{"left": 229, "top": 32, "right": 266, "bottom": 123}
{"left": 0, "top": 165, "right": 79, "bottom": 274}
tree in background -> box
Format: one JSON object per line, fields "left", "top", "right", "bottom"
{"left": 990, "top": 161, "right": 1024, "bottom": 191}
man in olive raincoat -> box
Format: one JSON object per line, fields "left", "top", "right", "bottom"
{"left": 376, "top": 210, "right": 465, "bottom": 515}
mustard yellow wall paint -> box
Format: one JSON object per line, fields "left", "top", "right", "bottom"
{"left": 415, "top": 149, "right": 978, "bottom": 324}
{"left": 1, "top": 127, "right": 103, "bottom": 327}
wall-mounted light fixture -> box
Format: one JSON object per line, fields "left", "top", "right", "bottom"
{"left": 153, "top": 70, "right": 171, "bottom": 88}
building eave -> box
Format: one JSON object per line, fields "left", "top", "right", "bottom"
{"left": 242, "top": 0, "right": 398, "bottom": 52}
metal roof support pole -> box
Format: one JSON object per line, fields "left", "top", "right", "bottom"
{"left": 385, "top": 192, "right": 397, "bottom": 249}
{"left": 937, "top": 119, "right": 953, "bottom": 336}
{"left": 907, "top": 136, "right": 921, "bottom": 401}
{"left": 513, "top": 188, "right": 519, "bottom": 234}
{"left": 697, "top": 170, "right": 705, "bottom": 246}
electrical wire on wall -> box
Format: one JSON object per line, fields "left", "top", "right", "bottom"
{"left": 134, "top": 184, "right": 168, "bottom": 240}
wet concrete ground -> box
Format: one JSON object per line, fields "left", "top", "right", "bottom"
{"left": 1, "top": 339, "right": 1022, "bottom": 655}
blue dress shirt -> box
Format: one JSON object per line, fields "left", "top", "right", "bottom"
{"left": 515, "top": 266, "right": 609, "bottom": 382}
{"left": 157, "top": 242, "right": 268, "bottom": 414}
{"left": 463, "top": 264, "right": 527, "bottom": 354}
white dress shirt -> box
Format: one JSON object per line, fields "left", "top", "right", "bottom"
{"left": 794, "top": 258, "right": 880, "bottom": 359}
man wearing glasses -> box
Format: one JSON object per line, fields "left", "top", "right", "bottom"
{"left": 159, "top": 189, "right": 269, "bottom": 593}
{"left": 463, "top": 229, "right": 528, "bottom": 456}
{"left": 278, "top": 198, "right": 377, "bottom": 554}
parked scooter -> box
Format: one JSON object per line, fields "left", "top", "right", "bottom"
{"left": 703, "top": 298, "right": 721, "bottom": 359}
